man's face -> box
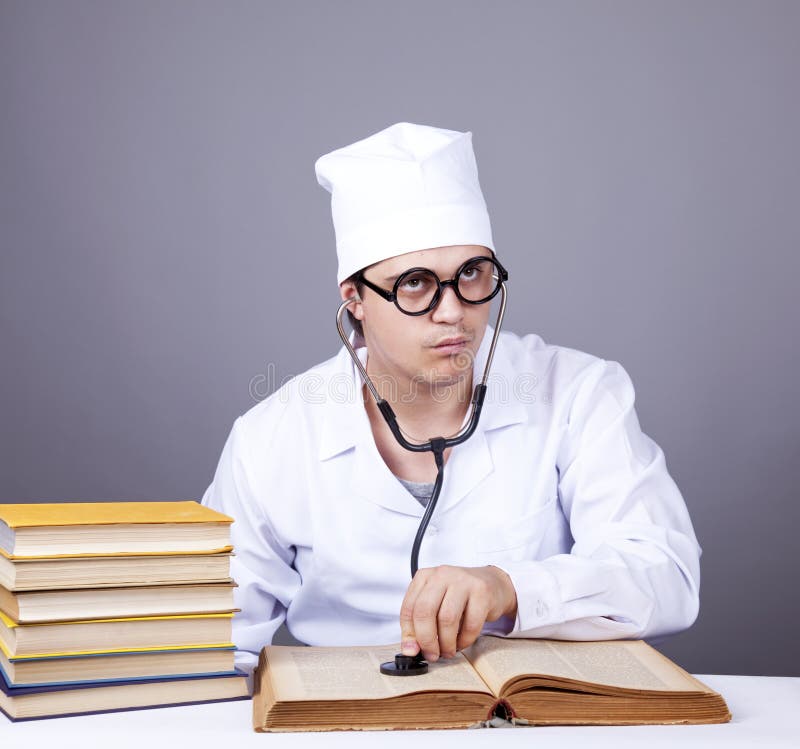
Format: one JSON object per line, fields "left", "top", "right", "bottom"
{"left": 341, "top": 245, "right": 495, "bottom": 393}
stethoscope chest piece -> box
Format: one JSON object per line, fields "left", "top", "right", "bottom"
{"left": 380, "top": 653, "right": 429, "bottom": 676}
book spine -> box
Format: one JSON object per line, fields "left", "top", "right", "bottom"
{"left": 489, "top": 698, "right": 516, "bottom": 721}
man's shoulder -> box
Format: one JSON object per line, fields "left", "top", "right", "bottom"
{"left": 497, "top": 329, "right": 608, "bottom": 383}
{"left": 496, "top": 330, "right": 636, "bottom": 426}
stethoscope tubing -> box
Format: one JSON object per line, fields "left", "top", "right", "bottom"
{"left": 336, "top": 282, "right": 508, "bottom": 577}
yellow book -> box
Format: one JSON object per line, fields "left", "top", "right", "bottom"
{"left": 0, "top": 609, "right": 235, "bottom": 658}
{"left": 0, "top": 501, "right": 233, "bottom": 558}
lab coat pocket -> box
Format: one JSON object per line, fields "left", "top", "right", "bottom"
{"left": 473, "top": 495, "right": 558, "bottom": 562}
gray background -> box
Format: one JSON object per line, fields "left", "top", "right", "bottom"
{"left": 1, "top": 1, "right": 797, "bottom": 676}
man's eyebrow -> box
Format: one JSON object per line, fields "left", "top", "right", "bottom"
{"left": 383, "top": 267, "right": 433, "bottom": 283}
{"left": 384, "top": 264, "right": 447, "bottom": 282}
{"left": 382, "top": 255, "right": 491, "bottom": 283}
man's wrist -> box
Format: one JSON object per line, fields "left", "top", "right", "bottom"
{"left": 488, "top": 565, "right": 518, "bottom": 619}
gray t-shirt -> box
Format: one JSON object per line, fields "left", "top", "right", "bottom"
{"left": 397, "top": 477, "right": 435, "bottom": 508}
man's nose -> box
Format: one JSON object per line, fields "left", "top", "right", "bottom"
{"left": 430, "top": 283, "right": 464, "bottom": 324}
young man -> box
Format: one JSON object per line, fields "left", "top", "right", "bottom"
{"left": 202, "top": 123, "right": 700, "bottom": 676}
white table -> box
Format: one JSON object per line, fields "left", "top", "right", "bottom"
{"left": 1, "top": 675, "right": 798, "bottom": 748}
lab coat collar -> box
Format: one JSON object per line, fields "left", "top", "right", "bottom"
{"left": 318, "top": 326, "right": 526, "bottom": 460}
{"left": 318, "top": 326, "right": 528, "bottom": 517}
{"left": 316, "top": 334, "right": 371, "bottom": 463}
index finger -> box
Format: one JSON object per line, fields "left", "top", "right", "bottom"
{"left": 399, "top": 568, "right": 430, "bottom": 655}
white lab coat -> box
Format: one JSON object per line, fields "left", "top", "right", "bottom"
{"left": 201, "top": 328, "right": 700, "bottom": 673}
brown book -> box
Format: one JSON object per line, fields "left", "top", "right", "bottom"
{"left": 253, "top": 637, "right": 731, "bottom": 731}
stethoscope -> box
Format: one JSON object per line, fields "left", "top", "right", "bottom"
{"left": 335, "top": 272, "right": 508, "bottom": 676}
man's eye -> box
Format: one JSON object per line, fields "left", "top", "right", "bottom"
{"left": 400, "top": 274, "right": 431, "bottom": 293}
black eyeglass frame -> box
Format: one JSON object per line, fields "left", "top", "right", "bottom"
{"left": 356, "top": 255, "right": 509, "bottom": 316}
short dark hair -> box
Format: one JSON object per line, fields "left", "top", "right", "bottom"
{"left": 344, "top": 272, "right": 365, "bottom": 338}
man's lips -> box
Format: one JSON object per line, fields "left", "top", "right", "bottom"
{"left": 433, "top": 337, "right": 469, "bottom": 348}
{"left": 430, "top": 338, "right": 472, "bottom": 357}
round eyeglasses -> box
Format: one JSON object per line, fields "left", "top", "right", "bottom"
{"left": 357, "top": 255, "right": 509, "bottom": 316}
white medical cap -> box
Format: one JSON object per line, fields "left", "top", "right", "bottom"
{"left": 314, "top": 122, "right": 494, "bottom": 284}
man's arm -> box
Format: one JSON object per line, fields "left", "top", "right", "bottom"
{"left": 201, "top": 416, "right": 301, "bottom": 674}
{"left": 399, "top": 358, "right": 700, "bottom": 659}
{"left": 492, "top": 358, "right": 700, "bottom": 640}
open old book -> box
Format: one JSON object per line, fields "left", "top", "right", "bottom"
{"left": 253, "top": 637, "right": 731, "bottom": 731}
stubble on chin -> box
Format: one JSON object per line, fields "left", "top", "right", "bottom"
{"left": 407, "top": 347, "right": 476, "bottom": 404}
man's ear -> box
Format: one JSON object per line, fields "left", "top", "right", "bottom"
{"left": 339, "top": 280, "right": 364, "bottom": 320}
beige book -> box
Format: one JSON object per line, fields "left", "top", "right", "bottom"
{"left": 253, "top": 637, "right": 731, "bottom": 731}
{"left": 1, "top": 645, "right": 236, "bottom": 686}
{"left": 0, "top": 672, "right": 248, "bottom": 721}
{"left": 0, "top": 610, "right": 234, "bottom": 658}
{"left": 0, "top": 552, "right": 232, "bottom": 591}
{"left": 0, "top": 581, "right": 236, "bottom": 623}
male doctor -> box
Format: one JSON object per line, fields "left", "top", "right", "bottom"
{"left": 201, "top": 122, "right": 701, "bottom": 676}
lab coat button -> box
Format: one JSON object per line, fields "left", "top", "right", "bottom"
{"left": 536, "top": 600, "right": 548, "bottom": 618}
{"left": 428, "top": 525, "right": 438, "bottom": 535}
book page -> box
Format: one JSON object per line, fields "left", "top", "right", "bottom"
{"left": 263, "top": 644, "right": 493, "bottom": 702}
{"left": 464, "top": 637, "right": 705, "bottom": 696}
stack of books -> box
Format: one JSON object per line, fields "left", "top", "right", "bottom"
{"left": 0, "top": 501, "right": 249, "bottom": 721}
